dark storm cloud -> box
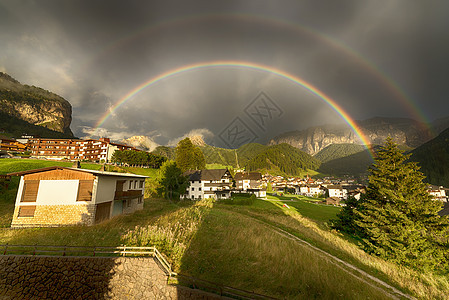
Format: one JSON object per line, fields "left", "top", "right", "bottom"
{"left": 1, "top": 0, "right": 448, "bottom": 146}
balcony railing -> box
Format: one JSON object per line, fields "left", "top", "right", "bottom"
{"left": 114, "top": 190, "right": 143, "bottom": 200}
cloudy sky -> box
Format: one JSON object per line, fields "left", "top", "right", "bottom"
{"left": 1, "top": 0, "right": 448, "bottom": 147}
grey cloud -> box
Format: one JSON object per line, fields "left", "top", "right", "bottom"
{"left": 0, "top": 0, "right": 448, "bottom": 146}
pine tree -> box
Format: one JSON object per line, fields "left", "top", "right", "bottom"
{"left": 157, "top": 161, "right": 189, "bottom": 200}
{"left": 355, "top": 138, "right": 449, "bottom": 270}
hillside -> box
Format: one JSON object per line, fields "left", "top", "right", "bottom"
{"left": 269, "top": 117, "right": 431, "bottom": 155}
{"left": 152, "top": 146, "right": 176, "bottom": 160}
{"left": 317, "top": 148, "right": 374, "bottom": 176}
{"left": 0, "top": 72, "right": 73, "bottom": 137}
{"left": 410, "top": 127, "right": 449, "bottom": 187}
{"left": 314, "top": 143, "right": 367, "bottom": 163}
{"left": 245, "top": 143, "right": 320, "bottom": 175}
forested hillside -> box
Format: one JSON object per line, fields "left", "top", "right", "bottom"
{"left": 245, "top": 143, "right": 320, "bottom": 175}
{"left": 410, "top": 127, "right": 449, "bottom": 187}
{"left": 314, "top": 144, "right": 366, "bottom": 163}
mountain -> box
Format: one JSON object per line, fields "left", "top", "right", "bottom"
{"left": 410, "top": 127, "right": 449, "bottom": 187}
{"left": 121, "top": 135, "right": 159, "bottom": 151}
{"left": 245, "top": 143, "right": 320, "bottom": 176}
{"left": 269, "top": 117, "right": 432, "bottom": 155}
{"left": 0, "top": 72, "right": 73, "bottom": 137}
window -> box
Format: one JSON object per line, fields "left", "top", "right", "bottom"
{"left": 191, "top": 195, "right": 194, "bottom": 199}
{"left": 140, "top": 180, "right": 144, "bottom": 188}
{"left": 134, "top": 181, "right": 137, "bottom": 189}
{"left": 198, "top": 195, "right": 202, "bottom": 199}
{"left": 199, "top": 187, "right": 201, "bottom": 191}
{"left": 77, "top": 180, "right": 93, "bottom": 201}
{"left": 129, "top": 180, "right": 133, "bottom": 189}
{"left": 191, "top": 187, "right": 195, "bottom": 191}
{"left": 21, "top": 180, "right": 39, "bottom": 202}
{"left": 18, "top": 206, "right": 36, "bottom": 217}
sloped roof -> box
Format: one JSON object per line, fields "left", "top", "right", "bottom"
{"left": 8, "top": 166, "right": 148, "bottom": 178}
{"left": 183, "top": 169, "right": 232, "bottom": 181}
{"left": 234, "top": 172, "right": 262, "bottom": 181}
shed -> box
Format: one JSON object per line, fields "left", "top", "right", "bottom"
{"left": 8, "top": 166, "right": 148, "bottom": 228}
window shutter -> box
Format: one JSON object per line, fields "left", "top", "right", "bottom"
{"left": 18, "top": 206, "right": 36, "bottom": 217}
{"left": 21, "top": 181, "right": 39, "bottom": 202}
{"left": 77, "top": 180, "right": 94, "bottom": 201}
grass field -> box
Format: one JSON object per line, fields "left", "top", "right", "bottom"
{"left": 1, "top": 160, "right": 448, "bottom": 298}
{"left": 0, "top": 158, "right": 102, "bottom": 174}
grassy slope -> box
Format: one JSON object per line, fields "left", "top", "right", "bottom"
{"left": 0, "top": 158, "right": 101, "bottom": 174}
{"left": 1, "top": 161, "right": 447, "bottom": 298}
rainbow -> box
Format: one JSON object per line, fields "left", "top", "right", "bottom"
{"left": 93, "top": 61, "right": 374, "bottom": 158}
{"left": 86, "top": 13, "right": 432, "bottom": 135}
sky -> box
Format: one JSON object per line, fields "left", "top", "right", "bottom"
{"left": 1, "top": 0, "right": 448, "bottom": 148}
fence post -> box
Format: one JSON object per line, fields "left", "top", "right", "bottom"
{"left": 3, "top": 244, "right": 7, "bottom": 255}
{"left": 123, "top": 245, "right": 126, "bottom": 257}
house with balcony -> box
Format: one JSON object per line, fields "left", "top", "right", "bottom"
{"left": 28, "top": 137, "right": 138, "bottom": 162}
{"left": 183, "top": 169, "right": 233, "bottom": 200}
{"left": 234, "top": 172, "right": 266, "bottom": 198}
{"left": 8, "top": 166, "right": 147, "bottom": 228}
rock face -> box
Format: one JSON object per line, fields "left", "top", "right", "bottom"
{"left": 0, "top": 72, "right": 73, "bottom": 136}
{"left": 189, "top": 135, "right": 206, "bottom": 147}
{"left": 269, "top": 117, "right": 433, "bottom": 155}
{"left": 122, "top": 135, "right": 159, "bottom": 151}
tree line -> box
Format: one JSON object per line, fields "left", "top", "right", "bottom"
{"left": 111, "top": 150, "right": 167, "bottom": 168}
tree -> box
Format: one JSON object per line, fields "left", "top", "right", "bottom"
{"left": 157, "top": 161, "right": 189, "bottom": 200}
{"left": 352, "top": 138, "right": 449, "bottom": 270}
{"left": 175, "top": 138, "right": 206, "bottom": 172}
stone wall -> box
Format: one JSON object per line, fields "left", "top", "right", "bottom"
{"left": 11, "top": 204, "right": 96, "bottom": 228}
{"left": 0, "top": 255, "right": 224, "bottom": 299}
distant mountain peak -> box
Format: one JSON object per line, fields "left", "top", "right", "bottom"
{"left": 189, "top": 135, "right": 206, "bottom": 146}
{"left": 121, "top": 135, "right": 159, "bottom": 151}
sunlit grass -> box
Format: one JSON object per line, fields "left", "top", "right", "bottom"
{"left": 0, "top": 158, "right": 101, "bottom": 174}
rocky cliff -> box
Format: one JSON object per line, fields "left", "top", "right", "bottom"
{"left": 269, "top": 117, "right": 433, "bottom": 155}
{"left": 121, "top": 135, "right": 159, "bottom": 151}
{"left": 0, "top": 72, "right": 73, "bottom": 136}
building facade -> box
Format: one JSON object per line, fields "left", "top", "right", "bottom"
{"left": 234, "top": 172, "right": 266, "bottom": 198}
{"left": 183, "top": 169, "right": 233, "bottom": 200}
{"left": 28, "top": 137, "right": 137, "bottom": 162}
{"left": 9, "top": 166, "right": 147, "bottom": 228}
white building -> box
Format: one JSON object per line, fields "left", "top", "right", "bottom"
{"left": 183, "top": 169, "right": 233, "bottom": 200}
{"left": 234, "top": 172, "right": 266, "bottom": 198}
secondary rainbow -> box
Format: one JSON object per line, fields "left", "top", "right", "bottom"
{"left": 87, "top": 13, "right": 431, "bottom": 134}
{"left": 93, "top": 61, "right": 374, "bottom": 157}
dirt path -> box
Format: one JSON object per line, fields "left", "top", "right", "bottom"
{"left": 237, "top": 211, "right": 415, "bottom": 300}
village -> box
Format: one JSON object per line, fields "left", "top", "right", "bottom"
{"left": 1, "top": 135, "right": 448, "bottom": 229}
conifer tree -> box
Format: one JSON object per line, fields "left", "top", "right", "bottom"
{"left": 355, "top": 138, "right": 449, "bottom": 270}
{"left": 157, "top": 161, "right": 188, "bottom": 200}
